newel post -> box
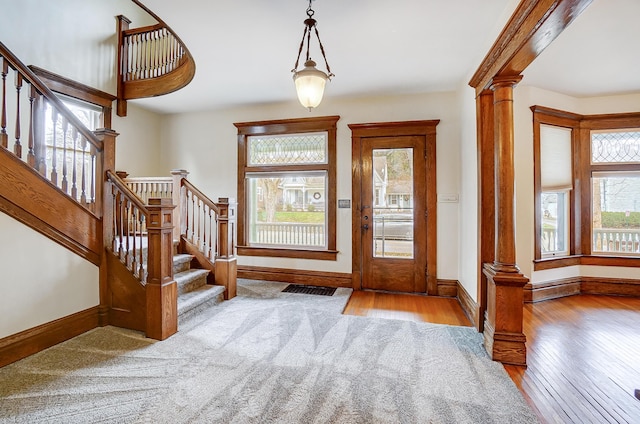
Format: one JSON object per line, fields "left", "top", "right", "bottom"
{"left": 95, "top": 128, "right": 119, "bottom": 327}
{"left": 171, "top": 169, "right": 188, "bottom": 243}
{"left": 215, "top": 197, "right": 237, "bottom": 300}
{"left": 145, "top": 197, "right": 177, "bottom": 340}
{"left": 482, "top": 75, "right": 529, "bottom": 366}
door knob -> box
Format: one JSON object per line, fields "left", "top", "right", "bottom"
{"left": 363, "top": 224, "right": 369, "bottom": 230}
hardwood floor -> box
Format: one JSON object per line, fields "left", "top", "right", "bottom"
{"left": 343, "top": 291, "right": 640, "bottom": 423}
{"left": 506, "top": 295, "right": 640, "bottom": 424}
{"left": 342, "top": 290, "right": 472, "bottom": 326}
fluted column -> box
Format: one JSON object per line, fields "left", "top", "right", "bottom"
{"left": 482, "top": 75, "right": 528, "bottom": 366}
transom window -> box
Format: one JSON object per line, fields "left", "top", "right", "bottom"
{"left": 235, "top": 116, "right": 339, "bottom": 260}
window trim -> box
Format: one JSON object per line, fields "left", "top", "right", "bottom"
{"left": 235, "top": 116, "right": 340, "bottom": 260}
{"left": 532, "top": 106, "right": 640, "bottom": 270}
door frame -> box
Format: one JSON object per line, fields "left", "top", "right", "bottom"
{"left": 349, "top": 120, "right": 439, "bottom": 294}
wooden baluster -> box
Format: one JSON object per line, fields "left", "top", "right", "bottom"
{"left": 197, "top": 198, "right": 202, "bottom": 248}
{"left": 132, "top": 206, "right": 138, "bottom": 277}
{"left": 1, "top": 58, "right": 8, "bottom": 148}
{"left": 190, "top": 191, "right": 195, "bottom": 243}
{"left": 71, "top": 127, "right": 78, "bottom": 200}
{"left": 202, "top": 200, "right": 206, "bottom": 250}
{"left": 208, "top": 207, "right": 214, "bottom": 259}
{"left": 50, "top": 109, "right": 58, "bottom": 185}
{"left": 90, "top": 144, "right": 96, "bottom": 207}
{"left": 139, "top": 212, "right": 145, "bottom": 281}
{"left": 14, "top": 72, "right": 22, "bottom": 157}
{"left": 27, "top": 85, "right": 36, "bottom": 167}
{"left": 112, "top": 188, "right": 118, "bottom": 253}
{"left": 60, "top": 117, "right": 69, "bottom": 193}
{"left": 80, "top": 137, "right": 87, "bottom": 203}
{"left": 125, "top": 199, "right": 131, "bottom": 266}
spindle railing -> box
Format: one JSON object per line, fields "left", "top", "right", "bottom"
{"left": 0, "top": 41, "right": 103, "bottom": 215}
{"left": 107, "top": 171, "right": 150, "bottom": 283}
{"left": 121, "top": 170, "right": 237, "bottom": 299}
{"left": 105, "top": 170, "right": 177, "bottom": 340}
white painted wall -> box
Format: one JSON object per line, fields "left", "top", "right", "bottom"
{"left": 513, "top": 85, "right": 640, "bottom": 284}
{"left": 0, "top": 0, "right": 154, "bottom": 95}
{"left": 457, "top": 84, "right": 480, "bottom": 300}
{"left": 0, "top": 213, "right": 99, "bottom": 339}
{"left": 113, "top": 103, "right": 164, "bottom": 177}
{"left": 159, "top": 92, "right": 462, "bottom": 279}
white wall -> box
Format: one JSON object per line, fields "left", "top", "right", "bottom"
{"left": 159, "top": 92, "right": 462, "bottom": 279}
{"left": 0, "top": 0, "right": 154, "bottom": 95}
{"left": 0, "top": 213, "right": 99, "bottom": 339}
{"left": 513, "top": 85, "right": 640, "bottom": 284}
{"left": 457, "top": 84, "right": 480, "bottom": 300}
{"left": 113, "top": 103, "right": 164, "bottom": 176}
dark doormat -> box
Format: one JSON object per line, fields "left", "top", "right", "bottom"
{"left": 282, "top": 284, "right": 336, "bottom": 296}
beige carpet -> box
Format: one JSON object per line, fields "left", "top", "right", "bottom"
{"left": 0, "top": 280, "right": 538, "bottom": 423}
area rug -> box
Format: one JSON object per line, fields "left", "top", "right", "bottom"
{"left": 0, "top": 279, "right": 538, "bottom": 423}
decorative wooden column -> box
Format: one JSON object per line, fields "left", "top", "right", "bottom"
{"left": 171, "top": 169, "right": 188, "bottom": 242}
{"left": 215, "top": 197, "right": 237, "bottom": 300}
{"left": 482, "top": 75, "right": 529, "bottom": 366}
{"left": 145, "top": 197, "right": 177, "bottom": 340}
{"left": 95, "top": 128, "right": 119, "bottom": 327}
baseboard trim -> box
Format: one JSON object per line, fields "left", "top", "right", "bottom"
{"left": 0, "top": 306, "right": 99, "bottom": 368}
{"left": 436, "top": 279, "right": 458, "bottom": 297}
{"left": 525, "top": 276, "right": 640, "bottom": 303}
{"left": 456, "top": 282, "right": 479, "bottom": 329}
{"left": 237, "top": 265, "right": 352, "bottom": 288}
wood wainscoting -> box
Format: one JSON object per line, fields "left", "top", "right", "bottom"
{"left": 0, "top": 306, "right": 100, "bottom": 368}
{"left": 524, "top": 276, "right": 640, "bottom": 303}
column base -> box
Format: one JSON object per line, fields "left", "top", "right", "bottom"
{"left": 482, "top": 263, "right": 528, "bottom": 366}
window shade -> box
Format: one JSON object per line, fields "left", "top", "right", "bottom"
{"left": 540, "top": 124, "right": 572, "bottom": 190}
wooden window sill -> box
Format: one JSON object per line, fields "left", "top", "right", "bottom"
{"left": 237, "top": 246, "right": 338, "bottom": 261}
{"left": 534, "top": 255, "right": 640, "bottom": 270}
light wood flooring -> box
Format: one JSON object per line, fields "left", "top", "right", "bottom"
{"left": 343, "top": 291, "right": 640, "bottom": 424}
{"left": 342, "top": 290, "right": 472, "bottom": 326}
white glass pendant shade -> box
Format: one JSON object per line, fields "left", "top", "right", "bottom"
{"left": 293, "top": 60, "right": 328, "bottom": 109}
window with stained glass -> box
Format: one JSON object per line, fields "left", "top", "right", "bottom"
{"left": 236, "top": 117, "right": 339, "bottom": 260}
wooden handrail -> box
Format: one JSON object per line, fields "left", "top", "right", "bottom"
{"left": 106, "top": 170, "right": 149, "bottom": 213}
{"left": 181, "top": 178, "right": 220, "bottom": 215}
{"left": 123, "top": 23, "right": 165, "bottom": 36}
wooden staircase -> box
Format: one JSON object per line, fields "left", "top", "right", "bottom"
{"left": 0, "top": 0, "right": 230, "bottom": 368}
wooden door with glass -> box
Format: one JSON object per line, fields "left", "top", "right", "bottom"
{"left": 350, "top": 121, "right": 438, "bottom": 294}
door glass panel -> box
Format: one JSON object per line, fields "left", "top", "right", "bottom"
{"left": 372, "top": 148, "right": 414, "bottom": 258}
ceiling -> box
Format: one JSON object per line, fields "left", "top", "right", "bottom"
{"left": 132, "top": 0, "right": 639, "bottom": 115}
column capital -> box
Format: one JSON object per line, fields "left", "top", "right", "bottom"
{"left": 490, "top": 75, "right": 523, "bottom": 90}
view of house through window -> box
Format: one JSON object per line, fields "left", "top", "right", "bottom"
{"left": 246, "top": 132, "right": 328, "bottom": 249}
{"left": 591, "top": 130, "right": 640, "bottom": 254}
{"left": 372, "top": 148, "right": 414, "bottom": 258}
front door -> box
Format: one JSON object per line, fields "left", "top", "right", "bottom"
{"left": 361, "top": 136, "right": 427, "bottom": 292}
{"left": 350, "top": 121, "right": 438, "bottom": 294}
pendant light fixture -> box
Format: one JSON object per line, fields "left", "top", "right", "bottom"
{"left": 291, "top": 0, "right": 334, "bottom": 110}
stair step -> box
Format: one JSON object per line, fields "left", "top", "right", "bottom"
{"left": 173, "top": 253, "right": 194, "bottom": 274}
{"left": 177, "top": 284, "right": 225, "bottom": 327}
{"left": 175, "top": 268, "right": 209, "bottom": 295}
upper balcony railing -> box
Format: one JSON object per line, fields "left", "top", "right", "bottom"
{"left": 116, "top": 0, "right": 195, "bottom": 116}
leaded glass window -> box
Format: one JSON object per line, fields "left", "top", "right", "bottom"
{"left": 248, "top": 132, "right": 327, "bottom": 166}
{"left": 592, "top": 130, "right": 640, "bottom": 164}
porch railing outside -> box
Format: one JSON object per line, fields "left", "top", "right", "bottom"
{"left": 252, "top": 222, "right": 324, "bottom": 247}
{"left": 593, "top": 228, "right": 640, "bottom": 254}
